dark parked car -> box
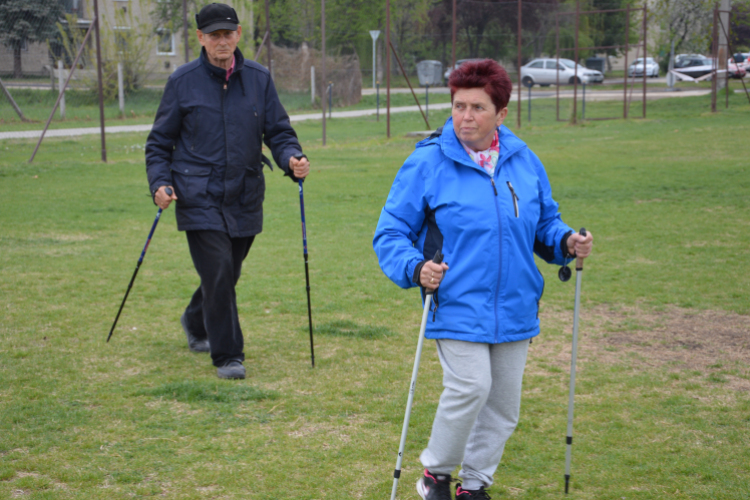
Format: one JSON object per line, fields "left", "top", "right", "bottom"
{"left": 673, "top": 55, "right": 745, "bottom": 80}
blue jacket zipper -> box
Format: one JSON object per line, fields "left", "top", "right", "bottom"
{"left": 490, "top": 177, "right": 502, "bottom": 343}
{"left": 507, "top": 181, "right": 520, "bottom": 218}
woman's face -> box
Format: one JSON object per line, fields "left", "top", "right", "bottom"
{"left": 451, "top": 88, "right": 508, "bottom": 151}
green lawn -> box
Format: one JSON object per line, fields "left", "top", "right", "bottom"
{"left": 0, "top": 87, "right": 452, "bottom": 132}
{"left": 1, "top": 95, "right": 749, "bottom": 499}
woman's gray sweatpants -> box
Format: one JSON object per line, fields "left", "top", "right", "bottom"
{"left": 419, "top": 338, "right": 530, "bottom": 491}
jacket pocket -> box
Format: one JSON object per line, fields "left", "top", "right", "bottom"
{"left": 241, "top": 166, "right": 265, "bottom": 210}
{"left": 171, "top": 164, "right": 211, "bottom": 207}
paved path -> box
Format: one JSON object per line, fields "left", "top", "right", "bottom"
{"left": 0, "top": 88, "right": 713, "bottom": 141}
{"left": 0, "top": 103, "right": 453, "bottom": 140}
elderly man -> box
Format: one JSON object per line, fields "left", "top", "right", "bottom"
{"left": 146, "top": 2, "right": 309, "bottom": 380}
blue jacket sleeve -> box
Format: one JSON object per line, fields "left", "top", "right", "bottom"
{"left": 530, "top": 151, "right": 574, "bottom": 265}
{"left": 145, "top": 77, "right": 182, "bottom": 199}
{"left": 373, "top": 157, "right": 430, "bottom": 289}
{"left": 262, "top": 75, "right": 302, "bottom": 180}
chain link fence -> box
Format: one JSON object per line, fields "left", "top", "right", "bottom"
{"left": 2, "top": 0, "right": 737, "bottom": 128}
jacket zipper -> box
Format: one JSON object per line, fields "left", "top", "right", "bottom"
{"left": 507, "top": 181, "right": 520, "bottom": 218}
{"left": 223, "top": 81, "right": 229, "bottom": 170}
{"left": 490, "top": 176, "right": 502, "bottom": 343}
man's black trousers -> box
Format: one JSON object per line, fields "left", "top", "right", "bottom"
{"left": 183, "top": 230, "right": 255, "bottom": 367}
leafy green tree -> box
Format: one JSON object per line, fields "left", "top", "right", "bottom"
{"left": 150, "top": 0, "right": 255, "bottom": 62}
{"left": 588, "top": 0, "right": 639, "bottom": 71}
{"left": 730, "top": 2, "right": 750, "bottom": 52}
{"left": 651, "top": 0, "right": 713, "bottom": 61}
{"left": 0, "top": 0, "right": 63, "bottom": 78}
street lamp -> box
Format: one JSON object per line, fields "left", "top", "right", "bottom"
{"left": 369, "top": 30, "right": 381, "bottom": 90}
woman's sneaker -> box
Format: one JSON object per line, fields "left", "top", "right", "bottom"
{"left": 416, "top": 469, "right": 453, "bottom": 500}
{"left": 455, "top": 484, "right": 491, "bottom": 500}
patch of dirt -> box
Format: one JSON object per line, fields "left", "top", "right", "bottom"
{"left": 533, "top": 304, "right": 750, "bottom": 391}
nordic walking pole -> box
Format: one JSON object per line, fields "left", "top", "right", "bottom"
{"left": 565, "top": 227, "right": 587, "bottom": 494}
{"left": 107, "top": 187, "right": 173, "bottom": 342}
{"left": 390, "top": 249, "right": 444, "bottom": 500}
{"left": 295, "top": 154, "right": 315, "bottom": 368}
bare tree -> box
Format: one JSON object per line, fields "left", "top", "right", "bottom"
{"left": 652, "top": 0, "right": 713, "bottom": 55}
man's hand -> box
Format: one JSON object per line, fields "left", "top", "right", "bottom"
{"left": 290, "top": 155, "right": 310, "bottom": 179}
{"left": 420, "top": 260, "right": 450, "bottom": 292}
{"left": 567, "top": 230, "right": 594, "bottom": 259}
{"left": 154, "top": 185, "right": 178, "bottom": 210}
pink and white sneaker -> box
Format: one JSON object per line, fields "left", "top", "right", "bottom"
{"left": 416, "top": 469, "right": 453, "bottom": 500}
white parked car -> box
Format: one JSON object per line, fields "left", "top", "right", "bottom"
{"left": 520, "top": 58, "right": 604, "bottom": 87}
{"left": 628, "top": 57, "right": 659, "bottom": 77}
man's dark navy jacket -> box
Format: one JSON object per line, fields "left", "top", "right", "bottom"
{"left": 146, "top": 48, "right": 302, "bottom": 238}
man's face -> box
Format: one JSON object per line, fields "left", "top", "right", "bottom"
{"left": 197, "top": 26, "right": 242, "bottom": 65}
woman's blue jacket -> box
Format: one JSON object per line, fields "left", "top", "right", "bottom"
{"left": 373, "top": 117, "right": 574, "bottom": 344}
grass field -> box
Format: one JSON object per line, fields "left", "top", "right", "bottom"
{"left": 0, "top": 87, "right": 452, "bottom": 132}
{"left": 1, "top": 94, "right": 749, "bottom": 499}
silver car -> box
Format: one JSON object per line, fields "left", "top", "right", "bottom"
{"left": 520, "top": 58, "right": 604, "bottom": 87}
{"left": 628, "top": 57, "right": 659, "bottom": 78}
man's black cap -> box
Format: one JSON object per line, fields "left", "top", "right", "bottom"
{"left": 196, "top": 3, "right": 239, "bottom": 33}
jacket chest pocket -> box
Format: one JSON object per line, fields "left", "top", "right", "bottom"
{"left": 171, "top": 165, "right": 211, "bottom": 207}
{"left": 503, "top": 177, "right": 540, "bottom": 226}
{"left": 242, "top": 167, "right": 265, "bottom": 211}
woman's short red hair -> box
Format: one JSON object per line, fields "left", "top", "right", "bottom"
{"left": 448, "top": 59, "right": 513, "bottom": 112}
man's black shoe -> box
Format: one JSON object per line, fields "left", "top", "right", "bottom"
{"left": 456, "top": 484, "right": 491, "bottom": 500}
{"left": 416, "top": 469, "right": 453, "bottom": 500}
{"left": 217, "top": 360, "right": 246, "bottom": 379}
{"left": 181, "top": 313, "right": 210, "bottom": 353}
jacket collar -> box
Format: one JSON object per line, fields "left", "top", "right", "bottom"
{"left": 438, "top": 117, "right": 527, "bottom": 174}
{"left": 200, "top": 47, "right": 245, "bottom": 80}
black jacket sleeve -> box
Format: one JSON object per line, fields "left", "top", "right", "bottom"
{"left": 262, "top": 75, "right": 303, "bottom": 181}
{"left": 145, "top": 78, "right": 182, "bottom": 198}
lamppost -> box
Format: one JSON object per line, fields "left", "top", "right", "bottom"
{"left": 369, "top": 30, "right": 380, "bottom": 90}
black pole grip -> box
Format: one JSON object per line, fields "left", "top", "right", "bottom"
{"left": 165, "top": 187, "right": 173, "bottom": 196}
{"left": 424, "top": 249, "right": 444, "bottom": 296}
{"left": 293, "top": 154, "right": 307, "bottom": 183}
{"left": 432, "top": 249, "right": 443, "bottom": 265}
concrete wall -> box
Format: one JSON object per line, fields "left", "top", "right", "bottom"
{"left": 0, "top": 42, "right": 53, "bottom": 78}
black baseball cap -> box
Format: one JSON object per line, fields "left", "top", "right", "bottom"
{"left": 196, "top": 3, "right": 239, "bottom": 33}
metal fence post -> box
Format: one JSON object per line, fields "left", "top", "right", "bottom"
{"left": 118, "top": 62, "right": 125, "bottom": 116}
{"left": 57, "top": 60, "right": 66, "bottom": 120}
{"left": 311, "top": 66, "right": 315, "bottom": 104}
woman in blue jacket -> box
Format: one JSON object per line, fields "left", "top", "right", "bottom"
{"left": 373, "top": 60, "right": 593, "bottom": 500}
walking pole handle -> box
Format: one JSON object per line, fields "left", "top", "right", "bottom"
{"left": 293, "top": 153, "right": 308, "bottom": 183}
{"left": 575, "top": 228, "right": 587, "bottom": 271}
{"left": 424, "top": 249, "right": 444, "bottom": 296}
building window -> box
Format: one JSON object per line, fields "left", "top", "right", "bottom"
{"left": 113, "top": 0, "right": 129, "bottom": 14}
{"left": 156, "top": 29, "right": 175, "bottom": 56}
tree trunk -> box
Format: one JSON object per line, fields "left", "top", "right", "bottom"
{"left": 14, "top": 46, "right": 22, "bottom": 79}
